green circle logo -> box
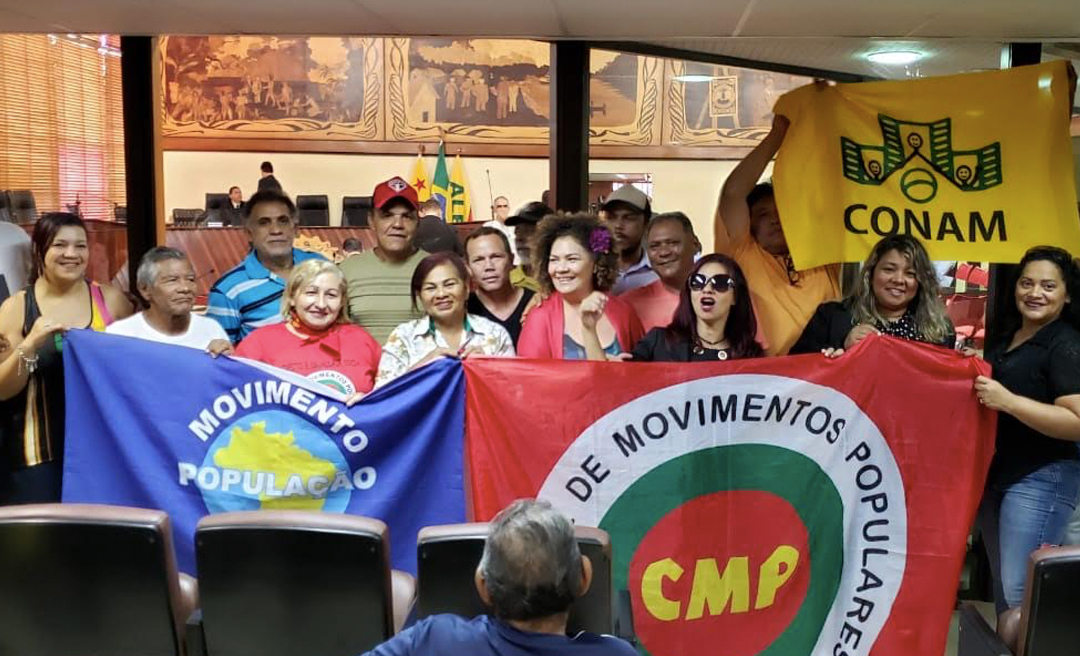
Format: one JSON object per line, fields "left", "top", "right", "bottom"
{"left": 899, "top": 168, "right": 938, "bottom": 203}
{"left": 538, "top": 373, "right": 908, "bottom": 656}
{"left": 604, "top": 445, "right": 842, "bottom": 656}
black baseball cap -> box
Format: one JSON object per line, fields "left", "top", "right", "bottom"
{"left": 505, "top": 201, "right": 554, "bottom": 227}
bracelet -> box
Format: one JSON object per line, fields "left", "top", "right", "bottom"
{"left": 15, "top": 345, "right": 39, "bottom": 375}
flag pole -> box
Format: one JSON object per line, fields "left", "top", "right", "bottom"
{"left": 486, "top": 169, "right": 495, "bottom": 221}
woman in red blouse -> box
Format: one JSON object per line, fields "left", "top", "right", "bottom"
{"left": 518, "top": 213, "right": 644, "bottom": 360}
{"left": 235, "top": 259, "right": 380, "bottom": 405}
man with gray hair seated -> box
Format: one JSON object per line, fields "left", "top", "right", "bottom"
{"left": 361, "top": 499, "right": 635, "bottom": 656}
{"left": 107, "top": 246, "right": 232, "bottom": 354}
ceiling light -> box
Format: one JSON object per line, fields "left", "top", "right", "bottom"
{"left": 672, "top": 74, "right": 715, "bottom": 83}
{"left": 866, "top": 50, "right": 923, "bottom": 65}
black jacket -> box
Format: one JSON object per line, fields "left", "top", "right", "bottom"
{"left": 257, "top": 175, "right": 282, "bottom": 192}
{"left": 790, "top": 300, "right": 956, "bottom": 354}
{"left": 632, "top": 328, "right": 735, "bottom": 362}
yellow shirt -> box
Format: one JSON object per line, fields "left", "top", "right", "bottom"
{"left": 715, "top": 224, "right": 841, "bottom": 356}
{"left": 510, "top": 267, "right": 540, "bottom": 293}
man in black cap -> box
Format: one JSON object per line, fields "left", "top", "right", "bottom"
{"left": 504, "top": 201, "right": 552, "bottom": 293}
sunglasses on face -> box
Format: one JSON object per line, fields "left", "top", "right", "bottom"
{"left": 689, "top": 273, "right": 735, "bottom": 292}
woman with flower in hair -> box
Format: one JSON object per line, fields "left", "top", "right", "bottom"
{"left": 517, "top": 213, "right": 644, "bottom": 360}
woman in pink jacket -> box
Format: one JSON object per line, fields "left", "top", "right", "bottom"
{"left": 518, "top": 213, "right": 644, "bottom": 360}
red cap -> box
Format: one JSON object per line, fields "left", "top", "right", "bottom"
{"left": 373, "top": 176, "right": 419, "bottom": 210}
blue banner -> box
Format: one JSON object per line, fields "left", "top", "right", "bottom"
{"left": 61, "top": 330, "right": 466, "bottom": 574}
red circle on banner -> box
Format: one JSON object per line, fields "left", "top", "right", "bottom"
{"left": 627, "top": 490, "right": 811, "bottom": 656}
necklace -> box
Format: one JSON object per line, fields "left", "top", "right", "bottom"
{"left": 692, "top": 335, "right": 730, "bottom": 360}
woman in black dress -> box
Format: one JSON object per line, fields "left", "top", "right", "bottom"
{"left": 631, "top": 253, "right": 763, "bottom": 362}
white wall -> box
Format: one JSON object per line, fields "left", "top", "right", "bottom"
{"left": 162, "top": 151, "right": 742, "bottom": 251}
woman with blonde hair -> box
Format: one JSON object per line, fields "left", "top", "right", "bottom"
{"left": 791, "top": 234, "right": 954, "bottom": 356}
{"left": 235, "top": 259, "right": 380, "bottom": 405}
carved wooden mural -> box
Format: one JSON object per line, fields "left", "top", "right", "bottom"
{"left": 161, "top": 36, "right": 811, "bottom": 154}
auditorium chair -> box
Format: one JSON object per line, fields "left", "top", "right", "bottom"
{"left": 0, "top": 189, "right": 11, "bottom": 222}
{"left": 416, "top": 522, "right": 619, "bottom": 636}
{"left": 957, "top": 262, "right": 991, "bottom": 288}
{"left": 958, "top": 545, "right": 1080, "bottom": 656}
{"left": 204, "top": 192, "right": 229, "bottom": 213}
{"left": 342, "top": 195, "right": 373, "bottom": 227}
{"left": 296, "top": 194, "right": 330, "bottom": 226}
{"left": 946, "top": 293, "right": 988, "bottom": 346}
{"left": 9, "top": 189, "right": 38, "bottom": 223}
{"left": 172, "top": 208, "right": 203, "bottom": 226}
{"left": 0, "top": 503, "right": 199, "bottom": 656}
{"left": 190, "top": 511, "right": 415, "bottom": 656}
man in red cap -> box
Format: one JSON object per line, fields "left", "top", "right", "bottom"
{"left": 340, "top": 176, "right": 428, "bottom": 344}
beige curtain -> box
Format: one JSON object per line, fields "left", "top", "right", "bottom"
{"left": 0, "top": 34, "right": 126, "bottom": 222}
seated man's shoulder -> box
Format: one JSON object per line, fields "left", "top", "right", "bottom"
{"left": 405, "top": 614, "right": 494, "bottom": 648}
{"left": 568, "top": 631, "right": 639, "bottom": 655}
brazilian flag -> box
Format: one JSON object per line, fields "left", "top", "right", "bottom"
{"left": 431, "top": 141, "right": 450, "bottom": 219}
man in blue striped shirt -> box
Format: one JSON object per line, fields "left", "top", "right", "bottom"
{"left": 206, "top": 189, "right": 324, "bottom": 343}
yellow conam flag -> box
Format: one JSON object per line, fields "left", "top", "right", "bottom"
{"left": 773, "top": 60, "right": 1079, "bottom": 269}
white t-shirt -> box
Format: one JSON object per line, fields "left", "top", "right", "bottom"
{"left": 107, "top": 312, "right": 229, "bottom": 350}
{"left": 0, "top": 222, "right": 32, "bottom": 302}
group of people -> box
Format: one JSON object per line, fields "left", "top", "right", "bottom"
{"left": 171, "top": 76, "right": 348, "bottom": 125}
{"left": 1, "top": 115, "right": 1079, "bottom": 632}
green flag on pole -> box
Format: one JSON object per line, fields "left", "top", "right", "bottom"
{"left": 431, "top": 142, "right": 450, "bottom": 219}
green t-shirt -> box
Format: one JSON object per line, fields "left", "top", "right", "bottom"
{"left": 340, "top": 248, "right": 427, "bottom": 344}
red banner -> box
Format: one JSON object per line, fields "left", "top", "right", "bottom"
{"left": 464, "top": 335, "right": 995, "bottom": 656}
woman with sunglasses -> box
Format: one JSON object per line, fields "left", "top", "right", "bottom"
{"left": 790, "top": 234, "right": 953, "bottom": 357}
{"left": 631, "top": 253, "right": 764, "bottom": 362}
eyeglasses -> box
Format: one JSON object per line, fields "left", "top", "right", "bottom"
{"left": 688, "top": 273, "right": 735, "bottom": 292}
